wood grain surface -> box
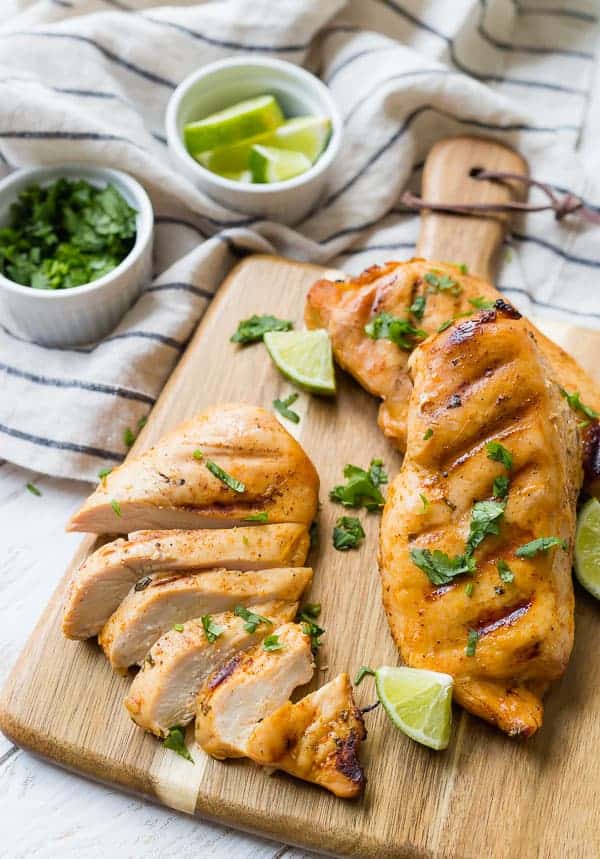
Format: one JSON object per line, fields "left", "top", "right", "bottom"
{"left": 1, "top": 255, "right": 600, "bottom": 858}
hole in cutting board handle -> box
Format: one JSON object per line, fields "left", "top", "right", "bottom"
{"left": 469, "top": 166, "right": 484, "bottom": 178}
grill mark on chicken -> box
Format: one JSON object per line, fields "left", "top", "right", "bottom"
{"left": 494, "top": 299, "right": 522, "bottom": 320}
{"left": 474, "top": 600, "right": 532, "bottom": 637}
{"left": 207, "top": 652, "right": 244, "bottom": 690}
{"left": 334, "top": 725, "right": 367, "bottom": 788}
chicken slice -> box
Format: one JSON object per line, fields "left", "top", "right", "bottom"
{"left": 125, "top": 600, "right": 298, "bottom": 737}
{"left": 68, "top": 403, "right": 319, "bottom": 534}
{"left": 99, "top": 567, "right": 312, "bottom": 671}
{"left": 379, "top": 305, "right": 582, "bottom": 736}
{"left": 306, "top": 260, "right": 600, "bottom": 473}
{"left": 63, "top": 524, "right": 309, "bottom": 640}
{"left": 246, "top": 673, "right": 366, "bottom": 798}
{"left": 195, "top": 622, "right": 314, "bottom": 759}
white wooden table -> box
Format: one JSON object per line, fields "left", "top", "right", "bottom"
{"left": 0, "top": 459, "right": 314, "bottom": 859}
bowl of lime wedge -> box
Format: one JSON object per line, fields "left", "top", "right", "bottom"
{"left": 166, "top": 57, "right": 342, "bottom": 225}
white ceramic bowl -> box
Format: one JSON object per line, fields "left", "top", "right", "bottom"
{"left": 166, "top": 57, "right": 343, "bottom": 225}
{"left": 0, "top": 164, "right": 154, "bottom": 346}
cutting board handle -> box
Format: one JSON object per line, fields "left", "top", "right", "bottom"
{"left": 415, "top": 136, "right": 528, "bottom": 283}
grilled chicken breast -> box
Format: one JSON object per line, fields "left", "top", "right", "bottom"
{"left": 195, "top": 622, "right": 314, "bottom": 759}
{"left": 379, "top": 305, "right": 582, "bottom": 736}
{"left": 68, "top": 404, "right": 319, "bottom": 534}
{"left": 246, "top": 673, "right": 366, "bottom": 798}
{"left": 63, "top": 524, "right": 309, "bottom": 640}
{"left": 99, "top": 567, "right": 312, "bottom": 671}
{"left": 125, "top": 601, "right": 298, "bottom": 736}
{"left": 306, "top": 260, "right": 600, "bottom": 470}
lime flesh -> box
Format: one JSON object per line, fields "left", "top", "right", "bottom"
{"left": 249, "top": 145, "right": 311, "bottom": 183}
{"left": 196, "top": 116, "right": 332, "bottom": 175}
{"left": 375, "top": 666, "right": 453, "bottom": 751}
{"left": 183, "top": 95, "right": 284, "bottom": 153}
{"left": 575, "top": 497, "right": 600, "bottom": 599}
{"left": 263, "top": 329, "right": 336, "bottom": 395}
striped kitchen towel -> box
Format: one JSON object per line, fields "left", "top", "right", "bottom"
{"left": 0, "top": 0, "right": 598, "bottom": 482}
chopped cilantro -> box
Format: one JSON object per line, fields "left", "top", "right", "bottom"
{"left": 192, "top": 449, "right": 203, "bottom": 461}
{"left": 245, "top": 511, "right": 269, "bottom": 522}
{"left": 493, "top": 474, "right": 509, "bottom": 499}
{"left": 410, "top": 548, "right": 475, "bottom": 586}
{"left": 263, "top": 634, "right": 284, "bottom": 652}
{"left": 300, "top": 618, "right": 325, "bottom": 652}
{"left": 330, "top": 460, "right": 386, "bottom": 511}
{"left": 466, "top": 500, "right": 506, "bottom": 554}
{"left": 98, "top": 467, "right": 112, "bottom": 483}
{"left": 437, "top": 319, "right": 453, "bottom": 333}
{"left": 423, "top": 428, "right": 433, "bottom": 441}
{"left": 419, "top": 493, "right": 430, "bottom": 512}
{"left": 201, "top": 614, "right": 224, "bottom": 644}
{"left": 364, "top": 312, "right": 426, "bottom": 350}
{"left": 137, "top": 416, "right": 147, "bottom": 430}
{"left": 354, "top": 665, "right": 376, "bottom": 685}
{"left": 231, "top": 314, "right": 292, "bottom": 345}
{"left": 205, "top": 459, "right": 245, "bottom": 493}
{"left": 469, "top": 296, "right": 495, "bottom": 310}
{"left": 559, "top": 387, "right": 599, "bottom": 425}
{"left": 466, "top": 629, "right": 478, "bottom": 657}
{"left": 497, "top": 559, "right": 515, "bottom": 584}
{"left": 234, "top": 605, "right": 272, "bottom": 633}
{"left": 424, "top": 270, "right": 462, "bottom": 296}
{"left": 123, "top": 426, "right": 135, "bottom": 448}
{"left": 465, "top": 581, "right": 474, "bottom": 598}
{"left": 409, "top": 293, "right": 427, "bottom": 320}
{"left": 458, "top": 263, "right": 469, "bottom": 275}
{"left": 164, "top": 726, "right": 194, "bottom": 763}
{"left": 111, "top": 499, "right": 122, "bottom": 517}
{"left": 486, "top": 441, "right": 513, "bottom": 470}
{"left": 332, "top": 516, "right": 365, "bottom": 551}
{"left": 173, "top": 623, "right": 184, "bottom": 632}
{"left": 273, "top": 392, "right": 300, "bottom": 424}
{"left": 26, "top": 482, "right": 41, "bottom": 496}
{"left": 0, "top": 179, "right": 137, "bottom": 290}
{"left": 515, "top": 536, "right": 568, "bottom": 558}
{"left": 297, "top": 603, "right": 321, "bottom": 620}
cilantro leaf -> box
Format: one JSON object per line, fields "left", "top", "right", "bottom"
{"left": 492, "top": 474, "right": 509, "bottom": 499}
{"left": 466, "top": 500, "right": 506, "bottom": 554}
{"left": 409, "top": 293, "right": 427, "bottom": 320}
{"left": 515, "top": 536, "right": 568, "bottom": 558}
{"left": 330, "top": 460, "right": 386, "bottom": 511}
{"left": 332, "top": 516, "right": 365, "bottom": 551}
{"left": 201, "top": 614, "right": 224, "bottom": 644}
{"left": 364, "top": 312, "right": 426, "bottom": 350}
{"left": 26, "top": 482, "right": 41, "bottom": 496}
{"left": 231, "top": 314, "right": 292, "bottom": 345}
{"left": 424, "top": 270, "right": 462, "bottom": 296}
{"left": 273, "top": 392, "right": 300, "bottom": 423}
{"left": 410, "top": 548, "right": 476, "bottom": 585}
{"left": 469, "top": 296, "right": 495, "bottom": 310}
{"left": 354, "top": 665, "right": 376, "bottom": 685}
{"left": 263, "top": 634, "right": 284, "bottom": 652}
{"left": 205, "top": 459, "right": 245, "bottom": 493}
{"left": 559, "top": 387, "right": 599, "bottom": 424}
{"left": 466, "top": 629, "right": 478, "bottom": 657}
{"left": 164, "top": 726, "right": 194, "bottom": 763}
{"left": 234, "top": 605, "right": 272, "bottom": 633}
{"left": 486, "top": 441, "right": 513, "bottom": 470}
{"left": 244, "top": 511, "right": 269, "bottom": 522}
{"left": 497, "top": 559, "right": 515, "bottom": 584}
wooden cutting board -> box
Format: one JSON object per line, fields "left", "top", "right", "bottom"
{"left": 2, "top": 138, "right": 600, "bottom": 859}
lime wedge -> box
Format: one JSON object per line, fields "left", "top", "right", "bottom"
{"left": 268, "top": 116, "right": 331, "bottom": 163}
{"left": 575, "top": 497, "right": 600, "bottom": 599}
{"left": 375, "top": 666, "right": 453, "bottom": 751}
{"left": 184, "top": 95, "right": 284, "bottom": 153}
{"left": 249, "top": 145, "right": 311, "bottom": 184}
{"left": 263, "top": 329, "right": 336, "bottom": 395}
{"left": 196, "top": 116, "right": 331, "bottom": 176}
{"left": 220, "top": 169, "right": 253, "bottom": 183}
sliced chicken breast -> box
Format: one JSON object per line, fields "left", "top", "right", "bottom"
{"left": 100, "top": 567, "right": 312, "bottom": 671}
{"left": 124, "top": 601, "right": 298, "bottom": 737}
{"left": 246, "top": 673, "right": 366, "bottom": 798}
{"left": 63, "top": 524, "right": 309, "bottom": 640}
{"left": 195, "top": 623, "right": 314, "bottom": 759}
{"left": 68, "top": 404, "right": 319, "bottom": 534}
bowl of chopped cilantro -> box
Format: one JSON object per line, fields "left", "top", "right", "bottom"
{"left": 0, "top": 164, "right": 153, "bottom": 346}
